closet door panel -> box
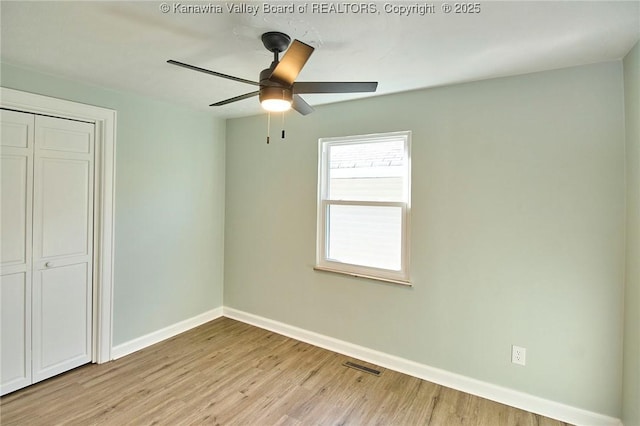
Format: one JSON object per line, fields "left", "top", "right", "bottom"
{"left": 1, "top": 155, "right": 30, "bottom": 266}
{"left": 38, "top": 126, "right": 91, "bottom": 153}
{"left": 0, "top": 272, "right": 31, "bottom": 395}
{"left": 32, "top": 116, "right": 94, "bottom": 383}
{"left": 1, "top": 110, "right": 33, "bottom": 270}
{"left": 33, "top": 264, "right": 90, "bottom": 379}
{"left": 0, "top": 113, "right": 30, "bottom": 148}
{"left": 38, "top": 158, "right": 91, "bottom": 259}
{"left": 0, "top": 109, "right": 34, "bottom": 396}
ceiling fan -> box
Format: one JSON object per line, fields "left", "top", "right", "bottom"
{"left": 167, "top": 31, "right": 378, "bottom": 115}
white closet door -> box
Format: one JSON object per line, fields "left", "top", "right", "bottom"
{"left": 31, "top": 116, "right": 94, "bottom": 383}
{"left": 0, "top": 110, "right": 35, "bottom": 395}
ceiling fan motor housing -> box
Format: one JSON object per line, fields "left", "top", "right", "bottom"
{"left": 259, "top": 67, "right": 292, "bottom": 104}
{"left": 259, "top": 86, "right": 293, "bottom": 104}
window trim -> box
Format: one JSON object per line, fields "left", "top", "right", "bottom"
{"left": 315, "top": 131, "right": 412, "bottom": 285}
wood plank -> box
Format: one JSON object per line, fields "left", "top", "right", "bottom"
{"left": 0, "top": 317, "right": 572, "bottom": 425}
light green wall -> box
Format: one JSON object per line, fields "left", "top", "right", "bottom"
{"left": 623, "top": 41, "right": 640, "bottom": 426}
{"left": 224, "top": 62, "right": 626, "bottom": 416}
{"left": 2, "top": 55, "right": 631, "bottom": 419}
{"left": 0, "top": 62, "right": 226, "bottom": 345}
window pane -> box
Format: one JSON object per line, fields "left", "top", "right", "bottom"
{"left": 328, "top": 140, "right": 405, "bottom": 202}
{"left": 327, "top": 204, "right": 402, "bottom": 271}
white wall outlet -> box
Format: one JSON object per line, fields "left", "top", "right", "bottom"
{"left": 512, "top": 345, "right": 526, "bottom": 366}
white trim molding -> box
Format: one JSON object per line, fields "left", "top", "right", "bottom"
{"left": 1, "top": 87, "right": 117, "bottom": 364}
{"left": 223, "top": 307, "right": 622, "bottom": 426}
{"left": 112, "top": 308, "right": 223, "bottom": 360}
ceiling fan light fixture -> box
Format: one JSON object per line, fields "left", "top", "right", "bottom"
{"left": 260, "top": 86, "right": 293, "bottom": 112}
{"left": 261, "top": 98, "right": 292, "bottom": 112}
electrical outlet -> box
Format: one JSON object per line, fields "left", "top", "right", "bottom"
{"left": 512, "top": 345, "right": 526, "bottom": 366}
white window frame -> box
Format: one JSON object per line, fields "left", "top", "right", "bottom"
{"left": 315, "top": 131, "right": 411, "bottom": 285}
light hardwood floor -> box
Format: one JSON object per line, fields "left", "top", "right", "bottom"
{"left": 1, "top": 317, "right": 571, "bottom": 425}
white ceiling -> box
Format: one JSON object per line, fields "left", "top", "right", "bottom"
{"left": 1, "top": 1, "right": 639, "bottom": 118}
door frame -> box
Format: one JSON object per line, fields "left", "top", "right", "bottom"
{"left": 1, "top": 87, "right": 116, "bottom": 363}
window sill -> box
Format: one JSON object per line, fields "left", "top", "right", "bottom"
{"left": 313, "top": 266, "right": 412, "bottom": 287}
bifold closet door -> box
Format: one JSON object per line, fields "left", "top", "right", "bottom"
{"left": 0, "top": 110, "right": 34, "bottom": 395}
{"left": 0, "top": 110, "right": 94, "bottom": 395}
{"left": 31, "top": 115, "right": 94, "bottom": 383}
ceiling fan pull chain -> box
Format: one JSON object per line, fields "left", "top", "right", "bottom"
{"left": 281, "top": 112, "right": 286, "bottom": 139}
{"left": 266, "top": 112, "right": 271, "bottom": 144}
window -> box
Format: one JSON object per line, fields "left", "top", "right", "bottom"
{"left": 315, "top": 131, "right": 411, "bottom": 284}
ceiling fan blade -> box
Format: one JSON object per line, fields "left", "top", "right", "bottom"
{"left": 292, "top": 95, "right": 315, "bottom": 115}
{"left": 293, "top": 81, "right": 378, "bottom": 94}
{"left": 210, "top": 91, "right": 259, "bottom": 106}
{"left": 269, "top": 40, "right": 314, "bottom": 86}
{"left": 168, "top": 60, "right": 259, "bottom": 86}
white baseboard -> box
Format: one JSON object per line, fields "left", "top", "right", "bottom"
{"left": 108, "top": 306, "right": 622, "bottom": 426}
{"left": 111, "top": 307, "right": 223, "bottom": 360}
{"left": 223, "top": 307, "right": 622, "bottom": 426}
